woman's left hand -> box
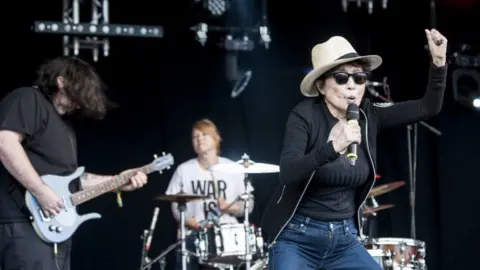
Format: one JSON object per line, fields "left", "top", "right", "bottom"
{"left": 425, "top": 29, "right": 447, "bottom": 67}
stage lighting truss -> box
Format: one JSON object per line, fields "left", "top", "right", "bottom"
{"left": 191, "top": 23, "right": 271, "bottom": 51}
{"left": 33, "top": 0, "right": 164, "bottom": 62}
{"left": 191, "top": 0, "right": 270, "bottom": 51}
{"left": 341, "top": 0, "right": 388, "bottom": 14}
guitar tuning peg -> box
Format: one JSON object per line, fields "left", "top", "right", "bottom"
{"left": 162, "top": 152, "right": 166, "bottom": 156}
{"left": 153, "top": 154, "right": 158, "bottom": 159}
{"left": 167, "top": 166, "right": 171, "bottom": 170}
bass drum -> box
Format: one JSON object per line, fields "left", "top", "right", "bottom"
{"left": 363, "top": 237, "right": 427, "bottom": 270}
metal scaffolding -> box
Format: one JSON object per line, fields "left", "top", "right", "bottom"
{"left": 342, "top": 0, "right": 388, "bottom": 14}
{"left": 34, "top": 0, "right": 164, "bottom": 62}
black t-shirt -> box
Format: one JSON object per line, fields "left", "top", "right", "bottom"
{"left": 0, "top": 87, "right": 79, "bottom": 223}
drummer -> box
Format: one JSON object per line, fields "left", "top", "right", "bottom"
{"left": 165, "top": 118, "right": 255, "bottom": 270}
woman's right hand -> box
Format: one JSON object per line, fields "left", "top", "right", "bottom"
{"left": 332, "top": 120, "right": 362, "bottom": 153}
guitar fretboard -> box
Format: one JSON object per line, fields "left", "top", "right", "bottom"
{"left": 71, "top": 164, "right": 155, "bottom": 206}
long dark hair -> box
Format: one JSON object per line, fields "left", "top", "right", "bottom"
{"left": 34, "top": 56, "right": 113, "bottom": 119}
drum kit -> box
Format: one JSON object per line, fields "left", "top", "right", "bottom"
{"left": 140, "top": 154, "right": 427, "bottom": 270}
{"left": 359, "top": 178, "right": 427, "bottom": 270}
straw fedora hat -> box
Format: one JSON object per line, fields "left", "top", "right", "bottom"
{"left": 300, "top": 36, "right": 383, "bottom": 97}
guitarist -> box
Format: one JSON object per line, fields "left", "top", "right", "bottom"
{"left": 0, "top": 56, "right": 148, "bottom": 270}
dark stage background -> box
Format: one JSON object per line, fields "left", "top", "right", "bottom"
{"left": 2, "top": 0, "right": 480, "bottom": 269}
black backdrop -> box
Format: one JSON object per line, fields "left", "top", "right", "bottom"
{"left": 2, "top": 1, "right": 480, "bottom": 269}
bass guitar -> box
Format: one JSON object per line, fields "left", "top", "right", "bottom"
{"left": 25, "top": 153, "right": 174, "bottom": 243}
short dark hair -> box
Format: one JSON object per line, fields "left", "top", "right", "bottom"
{"left": 34, "top": 56, "right": 113, "bottom": 119}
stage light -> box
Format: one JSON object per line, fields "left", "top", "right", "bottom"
{"left": 193, "top": 0, "right": 229, "bottom": 17}
{"left": 452, "top": 68, "right": 480, "bottom": 112}
{"left": 223, "top": 34, "right": 254, "bottom": 52}
{"left": 341, "top": 0, "right": 388, "bottom": 14}
{"left": 259, "top": 25, "right": 271, "bottom": 49}
{"left": 472, "top": 97, "right": 480, "bottom": 109}
{"left": 34, "top": 21, "right": 163, "bottom": 38}
{"left": 206, "top": 0, "right": 229, "bottom": 16}
{"left": 194, "top": 23, "right": 208, "bottom": 46}
{"left": 33, "top": 0, "right": 164, "bottom": 62}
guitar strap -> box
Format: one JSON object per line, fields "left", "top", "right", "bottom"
{"left": 7, "top": 179, "right": 32, "bottom": 218}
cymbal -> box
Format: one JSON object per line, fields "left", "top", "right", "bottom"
{"left": 154, "top": 192, "right": 208, "bottom": 203}
{"left": 368, "top": 181, "right": 405, "bottom": 197}
{"left": 362, "top": 204, "right": 395, "bottom": 216}
{"left": 211, "top": 162, "right": 279, "bottom": 174}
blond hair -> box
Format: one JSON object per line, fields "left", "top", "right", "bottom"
{"left": 192, "top": 118, "right": 222, "bottom": 152}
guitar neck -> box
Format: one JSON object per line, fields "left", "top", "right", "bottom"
{"left": 71, "top": 164, "right": 155, "bottom": 206}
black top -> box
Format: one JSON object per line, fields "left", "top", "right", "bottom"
{"left": 297, "top": 149, "right": 370, "bottom": 220}
{"left": 261, "top": 63, "right": 448, "bottom": 241}
{"left": 297, "top": 105, "right": 371, "bottom": 221}
{"left": 0, "top": 87, "right": 79, "bottom": 223}
{"left": 297, "top": 103, "right": 371, "bottom": 221}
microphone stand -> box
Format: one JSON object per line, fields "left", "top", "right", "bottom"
{"left": 140, "top": 230, "right": 151, "bottom": 270}
{"left": 367, "top": 85, "right": 442, "bottom": 240}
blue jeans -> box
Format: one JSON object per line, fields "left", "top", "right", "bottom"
{"left": 268, "top": 214, "right": 382, "bottom": 270}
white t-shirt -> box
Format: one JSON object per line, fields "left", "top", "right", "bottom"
{"left": 165, "top": 157, "right": 254, "bottom": 225}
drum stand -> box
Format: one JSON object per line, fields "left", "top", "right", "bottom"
{"left": 139, "top": 200, "right": 188, "bottom": 270}
{"left": 141, "top": 241, "right": 182, "bottom": 270}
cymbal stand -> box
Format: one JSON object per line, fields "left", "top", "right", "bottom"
{"left": 240, "top": 153, "right": 253, "bottom": 270}
{"left": 359, "top": 204, "right": 376, "bottom": 242}
{"left": 141, "top": 241, "right": 182, "bottom": 270}
{"left": 178, "top": 199, "right": 188, "bottom": 270}
{"left": 174, "top": 181, "right": 189, "bottom": 270}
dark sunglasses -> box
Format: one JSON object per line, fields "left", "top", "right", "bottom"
{"left": 327, "top": 72, "right": 369, "bottom": 85}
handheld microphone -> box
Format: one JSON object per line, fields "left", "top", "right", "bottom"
{"left": 346, "top": 103, "right": 360, "bottom": 166}
{"left": 145, "top": 207, "right": 160, "bottom": 251}
{"left": 366, "top": 81, "right": 385, "bottom": 87}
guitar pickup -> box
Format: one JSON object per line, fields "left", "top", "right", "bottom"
{"left": 39, "top": 209, "right": 51, "bottom": 222}
{"left": 62, "top": 196, "right": 68, "bottom": 211}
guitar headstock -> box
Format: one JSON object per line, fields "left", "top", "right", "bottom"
{"left": 152, "top": 152, "right": 174, "bottom": 173}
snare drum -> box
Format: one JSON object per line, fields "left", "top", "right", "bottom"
{"left": 195, "top": 223, "right": 265, "bottom": 265}
{"left": 363, "top": 237, "right": 427, "bottom": 269}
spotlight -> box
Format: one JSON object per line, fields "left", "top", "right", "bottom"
{"left": 193, "top": 0, "right": 229, "bottom": 16}
{"left": 34, "top": 21, "right": 163, "bottom": 38}
{"left": 472, "top": 96, "right": 480, "bottom": 109}
{"left": 341, "top": 0, "right": 388, "bottom": 14}
{"left": 205, "top": 0, "right": 229, "bottom": 16}
{"left": 452, "top": 68, "right": 480, "bottom": 112}
{"left": 259, "top": 25, "right": 271, "bottom": 49}
{"left": 223, "top": 34, "right": 254, "bottom": 52}
{"left": 194, "top": 23, "right": 208, "bottom": 46}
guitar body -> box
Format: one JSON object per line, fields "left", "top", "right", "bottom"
{"left": 24, "top": 153, "right": 174, "bottom": 244}
{"left": 25, "top": 167, "right": 101, "bottom": 244}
